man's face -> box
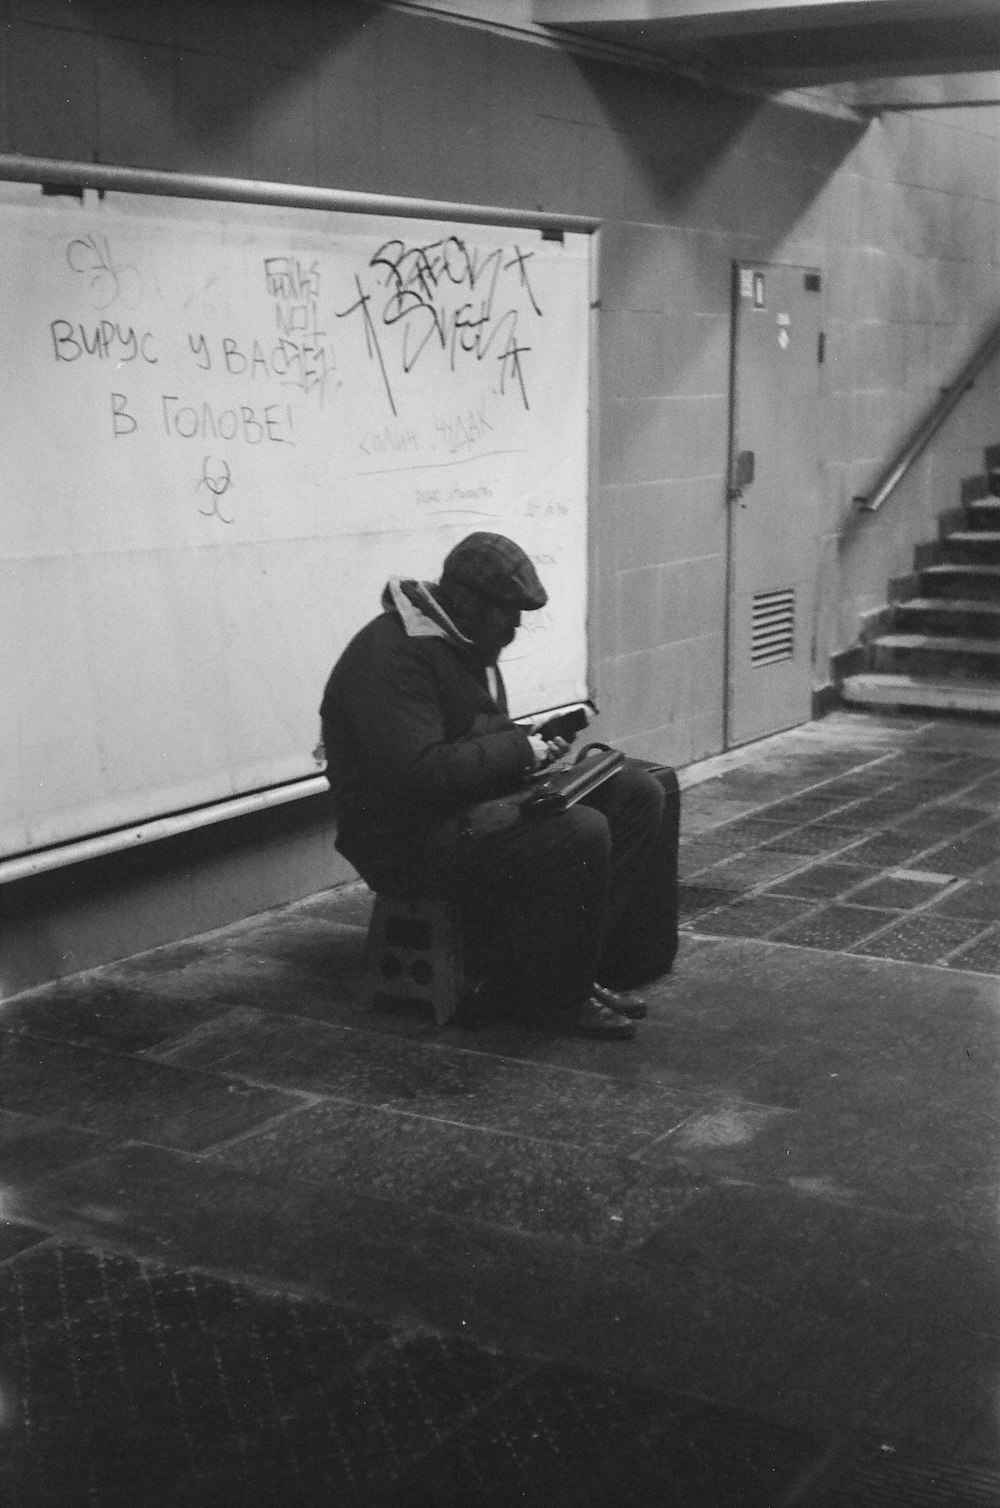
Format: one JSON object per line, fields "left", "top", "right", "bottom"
{"left": 477, "top": 601, "right": 521, "bottom": 662}
{"left": 439, "top": 578, "right": 524, "bottom": 664}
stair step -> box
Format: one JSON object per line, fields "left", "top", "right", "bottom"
{"left": 840, "top": 673, "right": 1000, "bottom": 715}
{"left": 896, "top": 597, "right": 1000, "bottom": 618}
{"left": 935, "top": 531, "right": 1000, "bottom": 566}
{"left": 893, "top": 598, "right": 1000, "bottom": 635}
{"left": 872, "top": 632, "right": 1000, "bottom": 656}
{"left": 921, "top": 563, "right": 1000, "bottom": 580}
{"left": 846, "top": 469, "right": 1000, "bottom": 722}
{"left": 918, "top": 563, "right": 1000, "bottom": 599}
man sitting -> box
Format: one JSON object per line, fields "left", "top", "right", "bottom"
{"left": 319, "top": 532, "right": 679, "bottom": 1039}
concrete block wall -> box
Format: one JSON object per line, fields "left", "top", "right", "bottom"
{"left": 4, "top": 0, "right": 1000, "bottom": 983}
{"left": 6, "top": 0, "right": 998, "bottom": 752}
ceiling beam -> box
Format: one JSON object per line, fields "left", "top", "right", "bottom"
{"left": 534, "top": 0, "right": 1000, "bottom": 42}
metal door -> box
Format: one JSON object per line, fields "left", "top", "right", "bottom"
{"left": 725, "top": 261, "right": 823, "bottom": 747}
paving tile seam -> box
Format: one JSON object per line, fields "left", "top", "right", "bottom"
{"left": 4, "top": 1189, "right": 685, "bottom": 1309}
{"left": 0, "top": 1017, "right": 263, "bottom": 1065}
{"left": 678, "top": 929, "right": 1000, "bottom": 978}
{"left": 0, "top": 1106, "right": 145, "bottom": 1148}
{"left": 146, "top": 1020, "right": 747, "bottom": 1092}
{"left": 0, "top": 927, "right": 372, "bottom": 1011}
{"left": 146, "top": 1040, "right": 717, "bottom": 1103}
{"left": 624, "top": 1095, "right": 798, "bottom": 1163}
{"left": 683, "top": 826, "right": 898, "bottom": 871}
{"left": 141, "top": 1143, "right": 713, "bottom": 1258}
{"left": 676, "top": 729, "right": 920, "bottom": 793}
{"left": 766, "top": 1434, "right": 848, "bottom": 1508}
{"left": 815, "top": 1445, "right": 1000, "bottom": 1508}
{"left": 0, "top": 1228, "right": 60, "bottom": 1271}
{"left": 683, "top": 878, "right": 999, "bottom": 958}
{"left": 678, "top": 925, "right": 1000, "bottom": 981}
{"left": 388, "top": 1381, "right": 830, "bottom": 1503}
{"left": 348, "top": 1030, "right": 723, "bottom": 1087}
{"left": 0, "top": 1236, "right": 423, "bottom": 1373}
{"left": 0, "top": 974, "right": 171, "bottom": 1010}
{"left": 770, "top": 828, "right": 976, "bottom": 872}
{"left": 638, "top": 1171, "right": 971, "bottom": 1232}
{"left": 197, "top": 1092, "right": 700, "bottom": 1164}
{"left": 362, "top": 1369, "right": 548, "bottom": 1492}
{"left": 681, "top": 842, "right": 863, "bottom": 882}
{"left": 5, "top": 1135, "right": 210, "bottom": 1198}
{"left": 142, "top": 1007, "right": 375, "bottom": 1065}
{"left": 804, "top": 1439, "right": 1000, "bottom": 1497}
{"left": 0, "top": 1024, "right": 328, "bottom": 1093}
{"left": 834, "top": 909, "right": 1000, "bottom": 966}
{"left": 687, "top": 750, "right": 919, "bottom": 796}
{"left": 7, "top": 1010, "right": 805, "bottom": 1128}
{"left": 194, "top": 1095, "right": 329, "bottom": 1156}
{"left": 800, "top": 893, "right": 996, "bottom": 955}
{"left": 151, "top": 1012, "right": 715, "bottom": 1086}
{"left": 943, "top": 926, "right": 1000, "bottom": 969}
{"left": 681, "top": 888, "right": 840, "bottom": 930}
{"left": 688, "top": 866, "right": 991, "bottom": 916}
{"left": 0, "top": 1218, "right": 396, "bottom": 1320}
{"left": 166, "top": 1015, "right": 646, "bottom": 1075}
{"left": 0, "top": 1148, "right": 121, "bottom": 1202}
{"left": 850, "top": 920, "right": 1000, "bottom": 969}
{"left": 685, "top": 755, "right": 904, "bottom": 810}
{"left": 6, "top": 1012, "right": 611, "bottom": 1081}
{"left": 137, "top": 1005, "right": 267, "bottom": 1061}
{"left": 319, "top": 1322, "right": 538, "bottom": 1412}
{"left": 643, "top": 1396, "right": 901, "bottom": 1494}
{"left": 688, "top": 774, "right": 1000, "bottom": 845}
{"left": 693, "top": 796, "right": 871, "bottom": 832}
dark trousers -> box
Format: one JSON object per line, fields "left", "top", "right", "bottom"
{"left": 426, "top": 761, "right": 680, "bottom": 1022}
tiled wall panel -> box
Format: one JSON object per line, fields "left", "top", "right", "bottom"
{"left": 8, "top": 20, "right": 98, "bottom": 157}
{"left": 249, "top": 65, "right": 317, "bottom": 185}
{"left": 174, "top": 50, "right": 250, "bottom": 177}
{"left": 97, "top": 39, "right": 177, "bottom": 171}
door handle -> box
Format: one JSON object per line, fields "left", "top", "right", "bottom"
{"left": 727, "top": 449, "right": 755, "bottom": 503}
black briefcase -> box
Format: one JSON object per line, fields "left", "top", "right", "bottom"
{"left": 456, "top": 745, "right": 625, "bottom": 842}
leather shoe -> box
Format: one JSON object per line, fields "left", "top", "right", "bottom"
{"left": 571, "top": 998, "right": 637, "bottom": 1039}
{"left": 592, "top": 982, "right": 648, "bottom": 1020}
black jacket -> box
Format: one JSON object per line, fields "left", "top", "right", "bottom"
{"left": 319, "top": 589, "right": 533, "bottom": 889}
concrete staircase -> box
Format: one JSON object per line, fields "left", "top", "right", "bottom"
{"left": 839, "top": 444, "right": 1000, "bottom": 716}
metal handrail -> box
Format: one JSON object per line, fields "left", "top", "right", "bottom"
{"left": 0, "top": 152, "right": 599, "bottom": 235}
{"left": 855, "top": 315, "right": 1000, "bottom": 512}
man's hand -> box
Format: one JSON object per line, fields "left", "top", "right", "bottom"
{"left": 528, "top": 734, "right": 571, "bottom": 770}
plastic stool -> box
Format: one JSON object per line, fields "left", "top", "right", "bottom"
{"left": 361, "top": 894, "right": 464, "bottom": 1025}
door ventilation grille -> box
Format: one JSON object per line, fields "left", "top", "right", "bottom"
{"left": 751, "top": 588, "right": 795, "bottom": 666}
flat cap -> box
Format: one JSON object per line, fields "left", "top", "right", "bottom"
{"left": 440, "top": 532, "right": 548, "bottom": 611}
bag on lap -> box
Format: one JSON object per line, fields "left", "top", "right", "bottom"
{"left": 455, "top": 744, "right": 625, "bottom": 842}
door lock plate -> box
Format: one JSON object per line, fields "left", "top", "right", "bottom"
{"left": 728, "top": 448, "right": 755, "bottom": 501}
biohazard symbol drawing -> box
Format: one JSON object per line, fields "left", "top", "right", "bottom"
{"left": 197, "top": 456, "right": 235, "bottom": 523}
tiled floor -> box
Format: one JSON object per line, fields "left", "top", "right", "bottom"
{"left": 2, "top": 710, "right": 999, "bottom": 1506}
{"left": 681, "top": 734, "right": 1000, "bottom": 971}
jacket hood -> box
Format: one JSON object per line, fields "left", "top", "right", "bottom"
{"left": 381, "top": 578, "right": 472, "bottom": 647}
